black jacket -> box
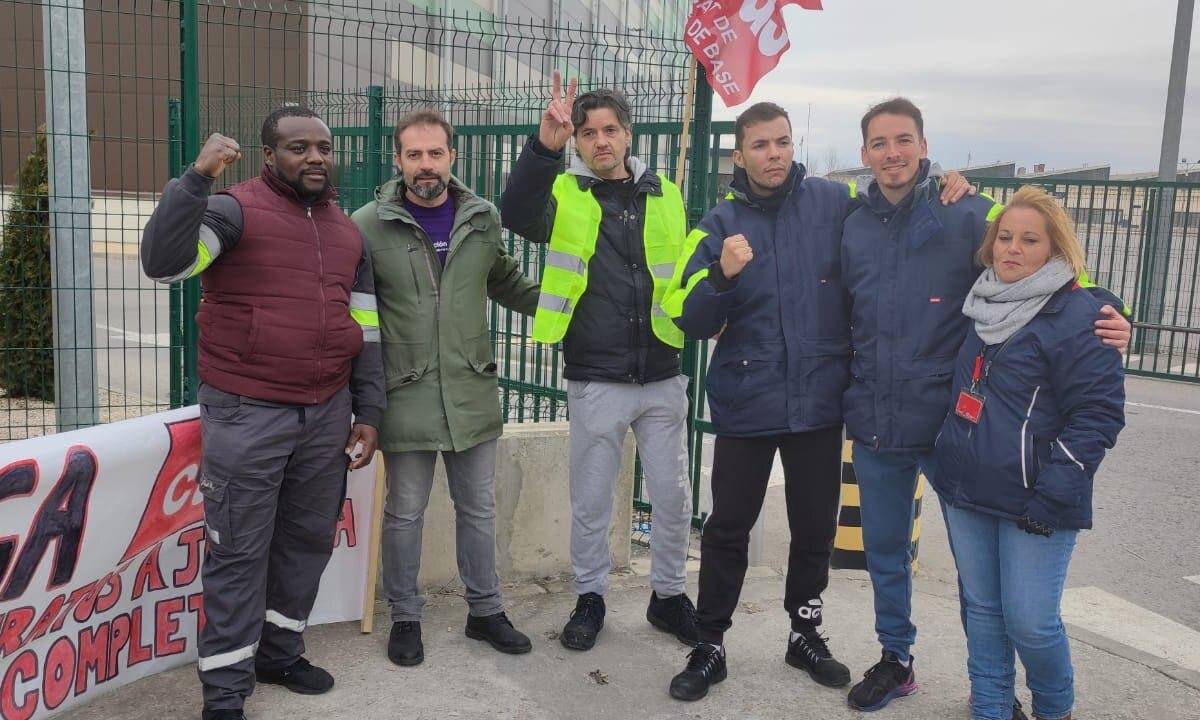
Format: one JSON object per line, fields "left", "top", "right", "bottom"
{"left": 500, "top": 136, "right": 680, "bottom": 384}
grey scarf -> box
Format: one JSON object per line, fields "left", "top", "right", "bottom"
{"left": 963, "top": 257, "right": 1075, "bottom": 345}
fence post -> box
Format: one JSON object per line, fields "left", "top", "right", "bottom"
{"left": 684, "top": 68, "right": 712, "bottom": 528}
{"left": 42, "top": 0, "right": 97, "bottom": 431}
{"left": 180, "top": 0, "right": 201, "bottom": 405}
{"left": 366, "top": 85, "right": 385, "bottom": 191}
{"left": 168, "top": 98, "right": 185, "bottom": 408}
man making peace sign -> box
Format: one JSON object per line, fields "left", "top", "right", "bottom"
{"left": 501, "top": 72, "right": 698, "bottom": 652}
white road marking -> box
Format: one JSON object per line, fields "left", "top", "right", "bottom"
{"left": 97, "top": 323, "right": 170, "bottom": 348}
{"left": 1185, "top": 576, "right": 1200, "bottom": 586}
{"left": 1061, "top": 586, "right": 1200, "bottom": 673}
{"left": 1125, "top": 401, "right": 1200, "bottom": 416}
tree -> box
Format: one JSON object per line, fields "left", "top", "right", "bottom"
{"left": 822, "top": 146, "right": 842, "bottom": 176}
{"left": 0, "top": 129, "right": 54, "bottom": 400}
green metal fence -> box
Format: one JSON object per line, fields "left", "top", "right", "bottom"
{"left": 973, "top": 178, "right": 1200, "bottom": 382}
{"left": 0, "top": 0, "right": 696, "bottom": 440}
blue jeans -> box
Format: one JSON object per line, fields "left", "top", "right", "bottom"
{"left": 942, "top": 503, "right": 1078, "bottom": 720}
{"left": 853, "top": 443, "right": 932, "bottom": 663}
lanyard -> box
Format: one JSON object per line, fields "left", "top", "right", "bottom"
{"left": 970, "top": 353, "right": 984, "bottom": 391}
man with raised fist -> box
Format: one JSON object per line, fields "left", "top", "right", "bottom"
{"left": 663, "top": 100, "right": 974, "bottom": 702}
{"left": 663, "top": 100, "right": 855, "bottom": 702}
{"left": 141, "top": 106, "right": 384, "bottom": 720}
{"left": 501, "top": 71, "right": 697, "bottom": 653}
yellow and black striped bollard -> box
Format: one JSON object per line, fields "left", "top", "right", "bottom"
{"left": 831, "top": 440, "right": 923, "bottom": 571}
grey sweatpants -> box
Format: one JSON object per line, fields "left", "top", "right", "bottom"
{"left": 568, "top": 375, "right": 692, "bottom": 598}
{"left": 196, "top": 383, "right": 351, "bottom": 711}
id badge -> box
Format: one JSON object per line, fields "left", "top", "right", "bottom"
{"left": 955, "top": 390, "right": 985, "bottom": 424}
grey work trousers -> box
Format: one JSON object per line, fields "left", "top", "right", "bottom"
{"left": 568, "top": 375, "right": 692, "bottom": 598}
{"left": 196, "top": 383, "right": 351, "bottom": 711}
{"left": 381, "top": 440, "right": 504, "bottom": 621}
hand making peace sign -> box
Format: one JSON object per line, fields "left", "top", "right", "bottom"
{"left": 539, "top": 69, "right": 578, "bottom": 153}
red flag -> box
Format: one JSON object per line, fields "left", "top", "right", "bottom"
{"left": 684, "top": 0, "right": 822, "bottom": 107}
{"left": 120, "top": 418, "right": 204, "bottom": 563}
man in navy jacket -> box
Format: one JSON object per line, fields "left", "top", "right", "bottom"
{"left": 840, "top": 97, "right": 1130, "bottom": 714}
{"left": 663, "top": 102, "right": 974, "bottom": 702}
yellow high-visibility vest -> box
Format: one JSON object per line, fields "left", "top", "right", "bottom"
{"left": 533, "top": 173, "right": 686, "bottom": 348}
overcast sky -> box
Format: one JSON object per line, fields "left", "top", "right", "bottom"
{"left": 711, "top": 0, "right": 1198, "bottom": 175}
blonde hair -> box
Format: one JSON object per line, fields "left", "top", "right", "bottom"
{"left": 978, "top": 185, "right": 1085, "bottom": 277}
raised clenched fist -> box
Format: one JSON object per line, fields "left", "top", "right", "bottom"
{"left": 194, "top": 133, "right": 242, "bottom": 180}
{"left": 720, "top": 234, "right": 753, "bottom": 278}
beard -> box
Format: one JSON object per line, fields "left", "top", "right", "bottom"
{"left": 274, "top": 167, "right": 328, "bottom": 202}
{"left": 408, "top": 173, "right": 448, "bottom": 200}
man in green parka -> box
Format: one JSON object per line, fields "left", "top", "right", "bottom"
{"left": 351, "top": 109, "right": 539, "bottom": 667}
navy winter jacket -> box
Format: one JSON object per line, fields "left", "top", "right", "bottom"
{"left": 931, "top": 282, "right": 1126, "bottom": 530}
{"left": 672, "top": 163, "right": 855, "bottom": 437}
{"left": 841, "top": 161, "right": 1000, "bottom": 452}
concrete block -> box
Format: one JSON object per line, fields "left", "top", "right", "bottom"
{"left": 379, "top": 422, "right": 635, "bottom": 597}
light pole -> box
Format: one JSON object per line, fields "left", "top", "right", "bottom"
{"left": 1141, "top": 0, "right": 1194, "bottom": 355}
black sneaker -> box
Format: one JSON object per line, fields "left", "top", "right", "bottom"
{"left": 387, "top": 620, "right": 424, "bottom": 666}
{"left": 785, "top": 629, "right": 851, "bottom": 687}
{"left": 560, "top": 592, "right": 605, "bottom": 651}
{"left": 254, "top": 657, "right": 333, "bottom": 695}
{"left": 646, "top": 591, "right": 700, "bottom": 647}
{"left": 669, "top": 644, "right": 727, "bottom": 701}
{"left": 847, "top": 651, "right": 917, "bottom": 711}
{"left": 202, "top": 710, "right": 247, "bottom": 720}
{"left": 465, "top": 611, "right": 532, "bottom": 654}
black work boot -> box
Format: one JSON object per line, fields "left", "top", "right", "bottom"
{"left": 387, "top": 620, "right": 424, "bottom": 666}
{"left": 560, "top": 592, "right": 605, "bottom": 650}
{"left": 669, "top": 643, "right": 728, "bottom": 701}
{"left": 646, "top": 591, "right": 700, "bottom": 647}
{"left": 785, "top": 629, "right": 851, "bottom": 687}
{"left": 254, "top": 657, "right": 334, "bottom": 695}
{"left": 465, "top": 611, "right": 532, "bottom": 654}
{"left": 202, "top": 710, "right": 247, "bottom": 720}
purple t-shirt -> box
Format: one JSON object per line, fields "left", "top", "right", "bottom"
{"left": 404, "top": 194, "right": 455, "bottom": 266}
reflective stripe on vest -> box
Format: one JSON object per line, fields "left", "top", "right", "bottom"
{"left": 533, "top": 173, "right": 686, "bottom": 348}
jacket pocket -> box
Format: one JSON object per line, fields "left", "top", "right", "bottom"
{"left": 800, "top": 336, "right": 852, "bottom": 427}
{"left": 892, "top": 354, "right": 957, "bottom": 447}
{"left": 464, "top": 332, "right": 497, "bottom": 376}
{"left": 198, "top": 471, "right": 234, "bottom": 549}
{"left": 709, "top": 341, "right": 787, "bottom": 430}
{"left": 383, "top": 340, "right": 430, "bottom": 391}
{"left": 1020, "top": 386, "right": 1042, "bottom": 489}
{"left": 195, "top": 301, "right": 256, "bottom": 361}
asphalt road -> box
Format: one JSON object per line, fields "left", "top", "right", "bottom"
{"left": 752, "top": 374, "right": 1200, "bottom": 646}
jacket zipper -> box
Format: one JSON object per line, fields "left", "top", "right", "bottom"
{"left": 1020, "top": 385, "right": 1041, "bottom": 488}
{"left": 407, "top": 245, "right": 422, "bottom": 305}
{"left": 420, "top": 233, "right": 440, "bottom": 309}
{"left": 308, "top": 205, "right": 326, "bottom": 403}
{"left": 622, "top": 198, "right": 644, "bottom": 383}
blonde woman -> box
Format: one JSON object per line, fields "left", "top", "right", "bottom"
{"left": 931, "top": 185, "right": 1126, "bottom": 720}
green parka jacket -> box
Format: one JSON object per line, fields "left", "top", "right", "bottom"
{"left": 351, "top": 177, "right": 539, "bottom": 452}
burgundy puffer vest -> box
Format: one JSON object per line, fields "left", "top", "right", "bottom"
{"left": 196, "top": 169, "right": 364, "bottom": 405}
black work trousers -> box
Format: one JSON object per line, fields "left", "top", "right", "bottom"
{"left": 696, "top": 426, "right": 843, "bottom": 645}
